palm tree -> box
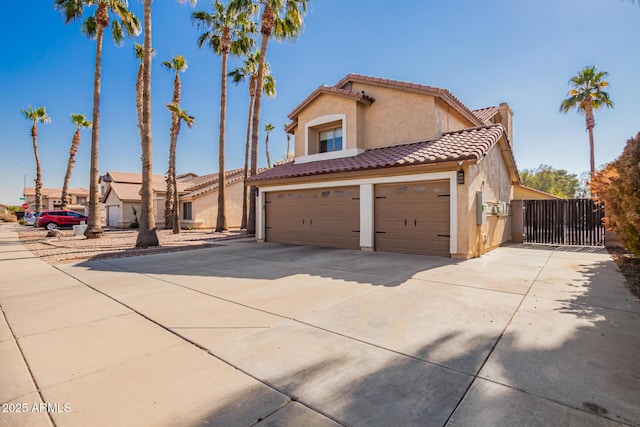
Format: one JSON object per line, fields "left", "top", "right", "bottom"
{"left": 162, "top": 55, "right": 188, "bottom": 230}
{"left": 136, "top": 0, "right": 195, "bottom": 248}
{"left": 165, "top": 103, "right": 195, "bottom": 234}
{"left": 560, "top": 65, "right": 614, "bottom": 174}
{"left": 61, "top": 114, "right": 92, "bottom": 209}
{"left": 133, "top": 43, "right": 154, "bottom": 146}
{"left": 229, "top": 50, "right": 276, "bottom": 229}
{"left": 264, "top": 122, "right": 275, "bottom": 168}
{"left": 232, "top": 0, "right": 308, "bottom": 234}
{"left": 193, "top": 1, "right": 256, "bottom": 232}
{"left": 284, "top": 122, "right": 291, "bottom": 159}
{"left": 55, "top": 0, "right": 140, "bottom": 239}
{"left": 21, "top": 106, "right": 51, "bottom": 212}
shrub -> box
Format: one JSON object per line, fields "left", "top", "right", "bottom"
{"left": 0, "top": 212, "right": 18, "bottom": 222}
{"left": 591, "top": 132, "right": 640, "bottom": 256}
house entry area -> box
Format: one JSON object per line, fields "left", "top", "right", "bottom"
{"left": 264, "top": 186, "right": 360, "bottom": 249}
{"left": 374, "top": 180, "right": 450, "bottom": 256}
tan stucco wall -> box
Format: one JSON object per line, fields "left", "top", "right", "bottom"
{"left": 351, "top": 82, "right": 437, "bottom": 149}
{"left": 434, "top": 98, "right": 476, "bottom": 136}
{"left": 513, "top": 185, "right": 561, "bottom": 200}
{"left": 461, "top": 139, "right": 513, "bottom": 257}
{"left": 191, "top": 181, "right": 244, "bottom": 228}
{"left": 122, "top": 202, "right": 141, "bottom": 227}
{"left": 294, "top": 95, "right": 358, "bottom": 157}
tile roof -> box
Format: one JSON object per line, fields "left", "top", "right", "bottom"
{"left": 183, "top": 168, "right": 265, "bottom": 198}
{"left": 472, "top": 106, "right": 500, "bottom": 124}
{"left": 103, "top": 171, "right": 166, "bottom": 185}
{"left": 333, "top": 74, "right": 483, "bottom": 127}
{"left": 287, "top": 85, "right": 375, "bottom": 120}
{"left": 24, "top": 187, "right": 89, "bottom": 197}
{"left": 248, "top": 124, "right": 506, "bottom": 183}
{"left": 108, "top": 182, "right": 145, "bottom": 201}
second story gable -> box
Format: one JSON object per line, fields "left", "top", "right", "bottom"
{"left": 287, "top": 74, "right": 513, "bottom": 164}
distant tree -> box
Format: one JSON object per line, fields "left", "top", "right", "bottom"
{"left": 61, "top": 114, "right": 92, "bottom": 209}
{"left": 284, "top": 122, "right": 292, "bottom": 158}
{"left": 165, "top": 103, "right": 195, "bottom": 234}
{"left": 560, "top": 65, "right": 614, "bottom": 174}
{"left": 591, "top": 132, "right": 640, "bottom": 256}
{"left": 228, "top": 50, "right": 276, "bottom": 229}
{"left": 162, "top": 54, "right": 188, "bottom": 230}
{"left": 193, "top": 0, "right": 256, "bottom": 232}
{"left": 264, "top": 122, "right": 274, "bottom": 168}
{"left": 21, "top": 106, "right": 51, "bottom": 212}
{"left": 55, "top": 0, "right": 141, "bottom": 239}
{"left": 520, "top": 164, "right": 580, "bottom": 198}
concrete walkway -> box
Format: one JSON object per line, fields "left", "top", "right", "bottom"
{"left": 1, "top": 222, "right": 639, "bottom": 427}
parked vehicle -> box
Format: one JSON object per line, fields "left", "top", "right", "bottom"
{"left": 24, "top": 212, "right": 37, "bottom": 226}
{"left": 36, "top": 210, "right": 87, "bottom": 230}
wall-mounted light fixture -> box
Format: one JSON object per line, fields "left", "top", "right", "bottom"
{"left": 457, "top": 169, "right": 465, "bottom": 185}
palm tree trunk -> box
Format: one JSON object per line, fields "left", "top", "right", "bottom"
{"left": 241, "top": 84, "right": 255, "bottom": 230}
{"left": 247, "top": 28, "right": 271, "bottom": 235}
{"left": 585, "top": 108, "right": 596, "bottom": 174}
{"left": 165, "top": 136, "right": 176, "bottom": 229}
{"left": 31, "top": 125, "right": 42, "bottom": 212}
{"left": 61, "top": 129, "right": 81, "bottom": 210}
{"left": 84, "top": 24, "right": 105, "bottom": 239}
{"left": 136, "top": 0, "right": 159, "bottom": 248}
{"left": 165, "top": 74, "right": 181, "bottom": 230}
{"left": 136, "top": 64, "right": 144, "bottom": 147}
{"left": 216, "top": 50, "right": 229, "bottom": 232}
{"left": 172, "top": 121, "right": 181, "bottom": 234}
{"left": 265, "top": 132, "right": 271, "bottom": 169}
{"left": 286, "top": 132, "right": 291, "bottom": 158}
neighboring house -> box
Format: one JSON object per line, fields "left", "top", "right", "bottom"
{"left": 23, "top": 187, "right": 89, "bottom": 213}
{"left": 513, "top": 185, "right": 562, "bottom": 200}
{"left": 176, "top": 168, "right": 248, "bottom": 229}
{"left": 100, "top": 169, "right": 249, "bottom": 229}
{"left": 248, "top": 74, "right": 520, "bottom": 258}
{"left": 100, "top": 172, "right": 167, "bottom": 228}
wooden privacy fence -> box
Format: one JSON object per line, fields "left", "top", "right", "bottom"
{"left": 523, "top": 199, "right": 605, "bottom": 246}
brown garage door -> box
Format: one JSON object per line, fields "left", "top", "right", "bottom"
{"left": 375, "top": 180, "right": 450, "bottom": 256}
{"left": 265, "top": 186, "right": 360, "bottom": 249}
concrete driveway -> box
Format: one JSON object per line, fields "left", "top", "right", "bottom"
{"left": 1, "top": 223, "right": 639, "bottom": 426}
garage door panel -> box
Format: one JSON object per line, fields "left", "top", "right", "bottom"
{"left": 265, "top": 186, "right": 360, "bottom": 249}
{"left": 375, "top": 180, "right": 450, "bottom": 257}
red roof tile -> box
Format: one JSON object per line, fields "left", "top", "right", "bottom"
{"left": 248, "top": 124, "right": 505, "bottom": 183}
{"left": 287, "top": 85, "right": 375, "bottom": 120}
{"left": 472, "top": 106, "right": 500, "bottom": 124}
{"left": 333, "top": 74, "right": 483, "bottom": 126}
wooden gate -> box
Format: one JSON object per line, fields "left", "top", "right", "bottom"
{"left": 523, "top": 199, "right": 605, "bottom": 246}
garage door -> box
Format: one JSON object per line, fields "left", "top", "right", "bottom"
{"left": 265, "top": 186, "right": 360, "bottom": 249}
{"left": 375, "top": 180, "right": 450, "bottom": 256}
{"left": 107, "top": 206, "right": 119, "bottom": 228}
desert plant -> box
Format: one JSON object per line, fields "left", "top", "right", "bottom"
{"left": 591, "top": 132, "right": 640, "bottom": 256}
{"left": 129, "top": 206, "right": 140, "bottom": 228}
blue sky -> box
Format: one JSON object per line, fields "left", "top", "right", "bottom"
{"left": 1, "top": 0, "right": 638, "bottom": 205}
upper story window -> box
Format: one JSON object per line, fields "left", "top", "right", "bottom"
{"left": 319, "top": 128, "right": 342, "bottom": 153}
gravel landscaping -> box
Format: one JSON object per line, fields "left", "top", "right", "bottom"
{"left": 17, "top": 226, "right": 250, "bottom": 265}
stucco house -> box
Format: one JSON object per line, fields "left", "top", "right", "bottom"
{"left": 23, "top": 187, "right": 89, "bottom": 212}
{"left": 248, "top": 74, "right": 521, "bottom": 258}
{"left": 100, "top": 169, "right": 248, "bottom": 229}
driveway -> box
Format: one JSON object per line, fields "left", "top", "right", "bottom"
{"left": 1, "top": 223, "right": 639, "bottom": 426}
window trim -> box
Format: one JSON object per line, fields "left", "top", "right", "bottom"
{"left": 297, "top": 114, "right": 364, "bottom": 164}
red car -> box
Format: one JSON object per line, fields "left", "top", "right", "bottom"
{"left": 36, "top": 210, "right": 87, "bottom": 230}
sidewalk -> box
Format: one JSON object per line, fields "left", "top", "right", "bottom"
{"left": 0, "top": 224, "right": 307, "bottom": 427}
